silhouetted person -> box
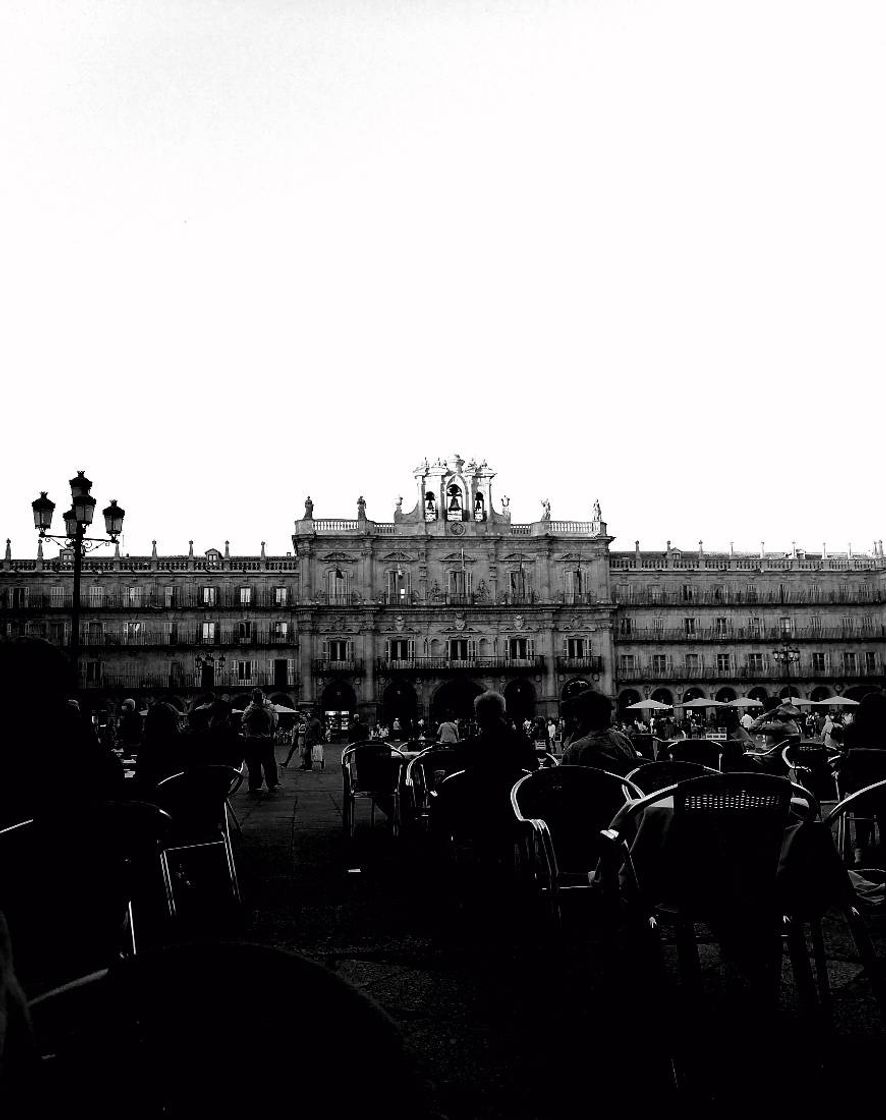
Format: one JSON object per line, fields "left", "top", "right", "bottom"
{"left": 560, "top": 687, "right": 637, "bottom": 773}
{"left": 117, "top": 698, "right": 143, "bottom": 754}
{"left": 241, "top": 688, "right": 278, "bottom": 795}
{"left": 0, "top": 638, "right": 123, "bottom": 828}
{"left": 452, "top": 691, "right": 538, "bottom": 777}
{"left": 132, "top": 702, "right": 184, "bottom": 794}
{"left": 189, "top": 699, "right": 244, "bottom": 769}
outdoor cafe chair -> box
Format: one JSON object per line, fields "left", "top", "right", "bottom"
{"left": 510, "top": 765, "right": 642, "bottom": 929}
{"left": 626, "top": 760, "right": 717, "bottom": 795}
{"left": 403, "top": 746, "right": 464, "bottom": 831}
{"left": 341, "top": 741, "right": 407, "bottom": 839}
{"left": 781, "top": 740, "right": 841, "bottom": 802}
{"left": 153, "top": 764, "right": 243, "bottom": 916}
{"left": 659, "top": 739, "right": 724, "bottom": 770}
{"left": 0, "top": 801, "right": 173, "bottom": 993}
{"left": 628, "top": 734, "right": 657, "bottom": 761}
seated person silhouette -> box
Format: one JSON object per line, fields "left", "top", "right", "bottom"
{"left": 560, "top": 687, "right": 638, "bottom": 774}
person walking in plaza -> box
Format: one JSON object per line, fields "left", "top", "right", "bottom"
{"left": 300, "top": 708, "right": 324, "bottom": 771}
{"left": 117, "top": 698, "right": 143, "bottom": 756}
{"left": 283, "top": 715, "right": 307, "bottom": 768}
{"left": 241, "top": 688, "right": 279, "bottom": 796}
{"left": 437, "top": 711, "right": 459, "bottom": 744}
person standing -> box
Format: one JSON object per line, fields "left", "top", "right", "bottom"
{"left": 117, "top": 698, "right": 144, "bottom": 756}
{"left": 241, "top": 689, "right": 279, "bottom": 796}
{"left": 437, "top": 712, "right": 459, "bottom": 744}
{"left": 301, "top": 708, "right": 324, "bottom": 771}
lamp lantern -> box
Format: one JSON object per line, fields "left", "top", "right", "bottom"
{"left": 71, "top": 491, "right": 96, "bottom": 526}
{"left": 31, "top": 491, "right": 55, "bottom": 533}
{"left": 62, "top": 508, "right": 79, "bottom": 539}
{"left": 102, "top": 499, "right": 125, "bottom": 539}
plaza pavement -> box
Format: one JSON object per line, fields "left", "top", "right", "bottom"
{"left": 227, "top": 741, "right": 886, "bottom": 1117}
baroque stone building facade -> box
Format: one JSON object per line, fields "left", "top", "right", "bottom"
{"left": 2, "top": 455, "right": 884, "bottom": 723}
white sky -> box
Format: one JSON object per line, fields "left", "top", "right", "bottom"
{"left": 1, "top": 0, "right": 884, "bottom": 559}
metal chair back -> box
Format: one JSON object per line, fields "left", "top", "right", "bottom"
{"left": 626, "top": 760, "right": 717, "bottom": 794}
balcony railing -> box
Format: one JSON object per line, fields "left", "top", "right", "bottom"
{"left": 312, "top": 659, "right": 363, "bottom": 674}
{"left": 555, "top": 656, "right": 604, "bottom": 673}
{"left": 615, "top": 660, "right": 884, "bottom": 682}
{"left": 618, "top": 626, "right": 885, "bottom": 643}
{"left": 376, "top": 656, "right": 545, "bottom": 674}
{"left": 612, "top": 589, "right": 885, "bottom": 606}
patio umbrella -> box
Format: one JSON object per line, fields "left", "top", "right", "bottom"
{"left": 727, "top": 697, "right": 764, "bottom": 709}
{"left": 677, "top": 697, "right": 727, "bottom": 708}
{"left": 781, "top": 695, "right": 815, "bottom": 707}
{"left": 273, "top": 703, "right": 297, "bottom": 715}
{"left": 626, "top": 699, "right": 673, "bottom": 711}
{"left": 814, "top": 696, "right": 861, "bottom": 706}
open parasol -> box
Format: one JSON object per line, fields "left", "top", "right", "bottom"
{"left": 626, "top": 699, "right": 673, "bottom": 711}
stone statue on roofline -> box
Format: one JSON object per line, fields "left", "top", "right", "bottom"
{"left": 541, "top": 498, "right": 551, "bottom": 521}
{"left": 304, "top": 496, "right": 314, "bottom": 519}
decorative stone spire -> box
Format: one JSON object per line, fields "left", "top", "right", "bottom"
{"left": 4, "top": 539, "right": 10, "bottom": 561}
{"left": 760, "top": 541, "right": 765, "bottom": 559}
{"left": 188, "top": 540, "right": 194, "bottom": 558}
{"left": 729, "top": 542, "right": 734, "bottom": 557}
{"left": 37, "top": 539, "right": 43, "bottom": 562}
{"left": 698, "top": 540, "right": 704, "bottom": 556}
{"left": 151, "top": 540, "right": 158, "bottom": 559}
{"left": 114, "top": 541, "right": 120, "bottom": 559}
{"left": 822, "top": 542, "right": 827, "bottom": 558}
{"left": 260, "top": 541, "right": 266, "bottom": 560}
{"left": 224, "top": 540, "right": 230, "bottom": 559}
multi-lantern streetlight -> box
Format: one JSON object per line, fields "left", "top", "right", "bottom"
{"left": 32, "top": 471, "right": 125, "bottom": 684}
{"left": 772, "top": 642, "right": 801, "bottom": 695}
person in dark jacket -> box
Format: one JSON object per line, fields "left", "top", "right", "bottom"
{"left": 560, "top": 687, "right": 638, "bottom": 774}
{"left": 451, "top": 690, "right": 539, "bottom": 777}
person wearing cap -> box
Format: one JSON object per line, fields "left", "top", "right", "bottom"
{"left": 560, "top": 687, "right": 638, "bottom": 773}
{"left": 748, "top": 699, "right": 802, "bottom": 746}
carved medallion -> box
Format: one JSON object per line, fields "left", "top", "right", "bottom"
{"left": 395, "top": 614, "right": 405, "bottom": 633}
{"left": 449, "top": 522, "right": 466, "bottom": 536}
{"left": 515, "top": 614, "right": 525, "bottom": 630}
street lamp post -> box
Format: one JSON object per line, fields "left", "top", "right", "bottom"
{"left": 32, "top": 472, "right": 125, "bottom": 687}
{"left": 772, "top": 643, "right": 801, "bottom": 697}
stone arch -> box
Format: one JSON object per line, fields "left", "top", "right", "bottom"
{"left": 650, "top": 687, "right": 674, "bottom": 706}
{"left": 715, "top": 686, "right": 737, "bottom": 703}
{"left": 681, "top": 687, "right": 706, "bottom": 703}
{"left": 320, "top": 679, "right": 357, "bottom": 715}
{"left": 748, "top": 687, "right": 769, "bottom": 704}
{"left": 504, "top": 678, "right": 536, "bottom": 722}
{"left": 779, "top": 686, "right": 805, "bottom": 701}
{"left": 617, "top": 688, "right": 642, "bottom": 715}
{"left": 431, "top": 678, "right": 482, "bottom": 722}
{"left": 561, "top": 677, "right": 591, "bottom": 702}
{"left": 810, "top": 686, "right": 832, "bottom": 702}
{"left": 381, "top": 680, "right": 418, "bottom": 730}
{"left": 844, "top": 684, "right": 878, "bottom": 702}
{"left": 269, "top": 692, "right": 297, "bottom": 711}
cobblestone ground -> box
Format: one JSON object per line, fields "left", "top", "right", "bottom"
{"left": 229, "top": 743, "right": 886, "bottom": 1117}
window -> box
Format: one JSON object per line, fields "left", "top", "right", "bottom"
{"left": 240, "top": 587, "right": 252, "bottom": 606}
{"left": 684, "top": 653, "right": 700, "bottom": 672}
{"left": 810, "top": 615, "right": 822, "bottom": 634}
{"left": 843, "top": 651, "right": 858, "bottom": 673}
{"left": 202, "top": 586, "right": 217, "bottom": 607}
{"left": 618, "top": 654, "right": 636, "bottom": 672}
{"left": 273, "top": 621, "right": 288, "bottom": 642}
{"left": 715, "top": 618, "right": 729, "bottom": 637}
{"left": 566, "top": 637, "right": 585, "bottom": 659}
{"left": 684, "top": 618, "right": 697, "bottom": 637}
{"left": 746, "top": 653, "right": 764, "bottom": 671}
{"left": 165, "top": 622, "right": 178, "bottom": 645}
{"left": 87, "top": 621, "right": 103, "bottom": 644}
{"left": 450, "top": 570, "right": 473, "bottom": 598}
{"left": 779, "top": 616, "right": 793, "bottom": 637}
{"left": 716, "top": 653, "right": 731, "bottom": 672}
{"left": 507, "top": 570, "right": 528, "bottom": 600}
{"left": 275, "top": 587, "right": 288, "bottom": 606}
{"left": 236, "top": 660, "right": 254, "bottom": 682}
{"left": 128, "top": 587, "right": 142, "bottom": 608}
{"left": 201, "top": 621, "right": 218, "bottom": 644}
{"left": 750, "top": 617, "right": 762, "bottom": 638}
{"left": 651, "top": 654, "right": 668, "bottom": 674}
{"left": 681, "top": 584, "right": 693, "bottom": 602}
{"left": 386, "top": 569, "right": 409, "bottom": 603}
{"left": 862, "top": 615, "right": 875, "bottom": 632}
{"left": 85, "top": 661, "right": 102, "bottom": 685}
{"left": 509, "top": 637, "right": 533, "bottom": 660}
{"left": 163, "top": 586, "right": 175, "bottom": 609}
{"left": 12, "top": 588, "right": 29, "bottom": 608}
{"left": 124, "top": 622, "right": 141, "bottom": 644}
{"left": 389, "top": 638, "right": 412, "bottom": 661}
{"left": 811, "top": 652, "right": 827, "bottom": 673}
{"left": 842, "top": 616, "right": 855, "bottom": 633}
{"left": 327, "top": 572, "right": 347, "bottom": 603}
{"left": 328, "top": 639, "right": 349, "bottom": 661}
{"left": 49, "top": 621, "right": 66, "bottom": 645}
{"left": 238, "top": 621, "right": 252, "bottom": 643}
{"left": 448, "top": 638, "right": 471, "bottom": 661}
{"left": 652, "top": 616, "right": 664, "bottom": 636}
{"left": 89, "top": 586, "right": 105, "bottom": 608}
{"left": 619, "top": 617, "right": 633, "bottom": 636}
{"left": 566, "top": 568, "right": 584, "bottom": 601}
{"left": 50, "top": 586, "right": 65, "bottom": 607}
{"left": 866, "top": 651, "right": 877, "bottom": 672}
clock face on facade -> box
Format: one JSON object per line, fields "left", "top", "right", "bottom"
{"left": 449, "top": 522, "right": 466, "bottom": 536}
